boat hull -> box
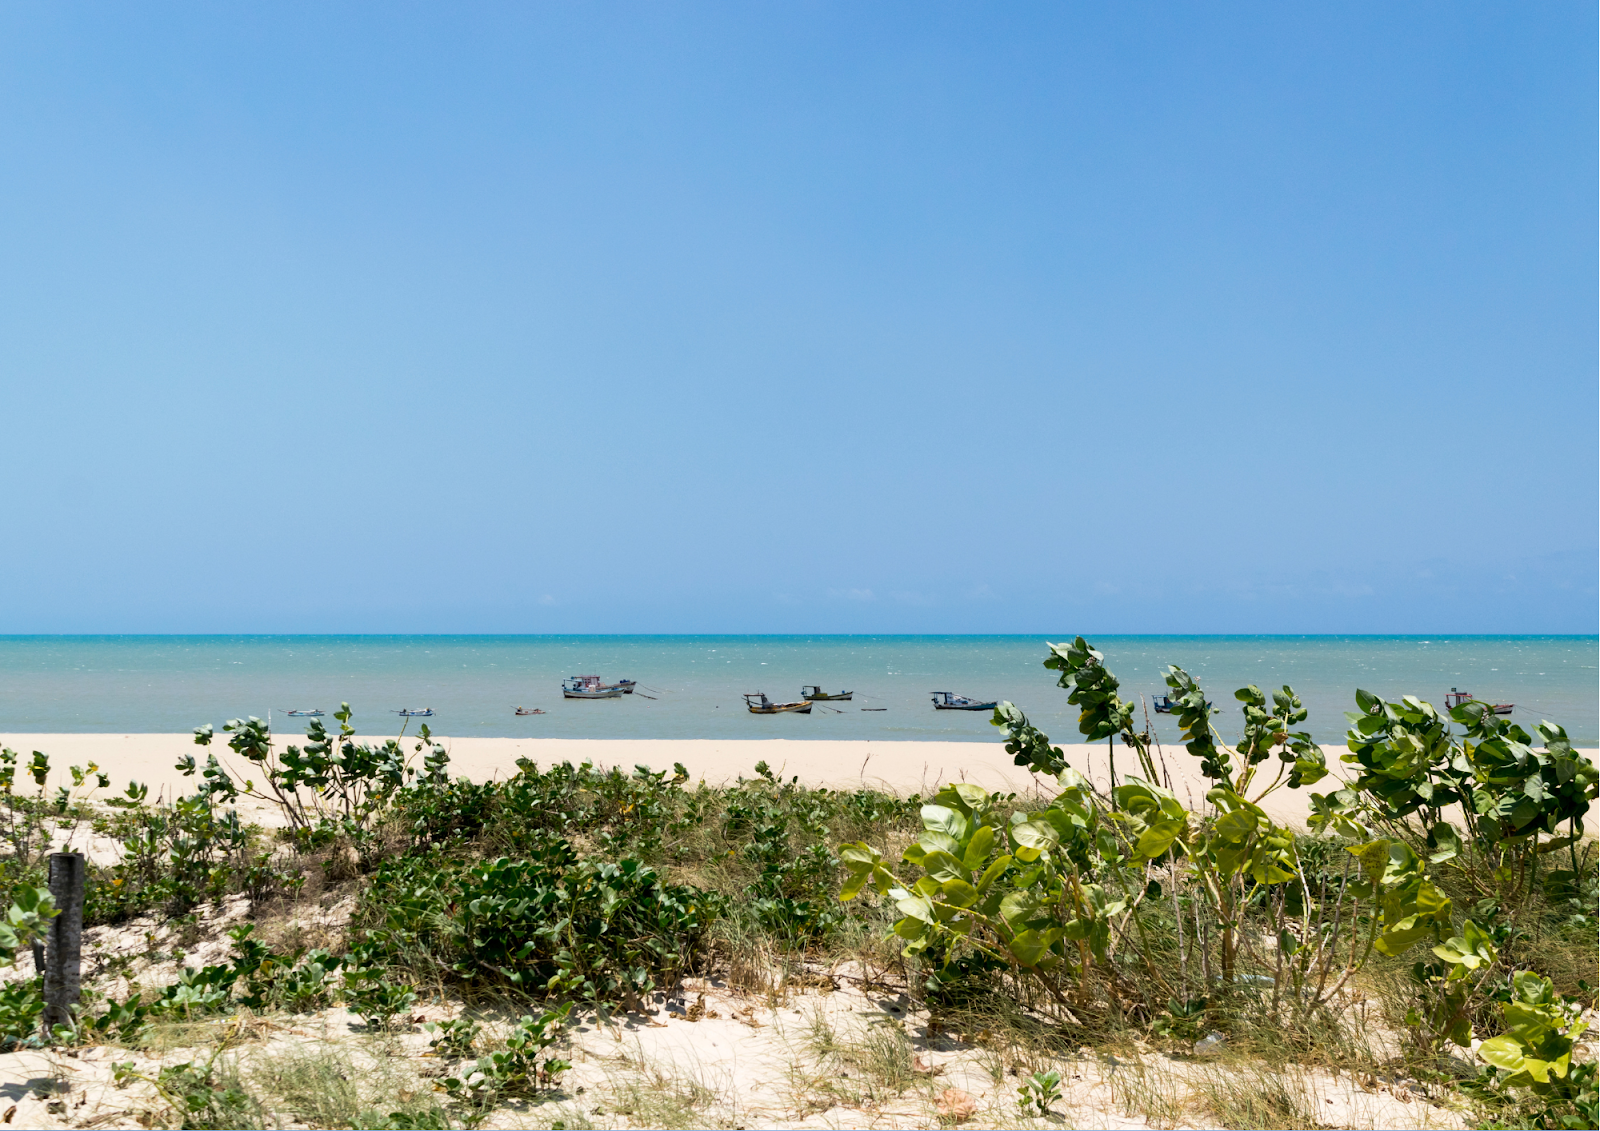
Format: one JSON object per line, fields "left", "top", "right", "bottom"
{"left": 803, "top": 692, "right": 853, "bottom": 701}
{"left": 748, "top": 702, "right": 813, "bottom": 714}
{"left": 564, "top": 689, "right": 623, "bottom": 699}
{"left": 934, "top": 702, "right": 996, "bottom": 711}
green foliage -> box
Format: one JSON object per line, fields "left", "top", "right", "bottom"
{"left": 356, "top": 836, "right": 718, "bottom": 1006}
{"left": 439, "top": 1007, "right": 572, "bottom": 1109}
{"left": 0, "top": 976, "right": 45, "bottom": 1051}
{"left": 115, "top": 1050, "right": 266, "bottom": 1131}
{"left": 1467, "top": 972, "right": 1598, "bottom": 1130}
{"left": 844, "top": 637, "right": 1596, "bottom": 1068}
{"left": 1017, "top": 1068, "right": 1062, "bottom": 1115}
{"left": 424, "top": 1017, "right": 483, "bottom": 1058}
{"left": 341, "top": 965, "right": 419, "bottom": 1030}
{"left": 1045, "top": 637, "right": 1133, "bottom": 742}
{"left": 0, "top": 884, "right": 56, "bottom": 965}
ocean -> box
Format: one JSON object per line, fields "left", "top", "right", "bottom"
{"left": 0, "top": 635, "right": 1594, "bottom": 747}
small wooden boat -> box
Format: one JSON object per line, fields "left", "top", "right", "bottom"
{"left": 564, "top": 675, "right": 624, "bottom": 699}
{"left": 394, "top": 708, "right": 434, "bottom": 717}
{"left": 745, "top": 692, "right": 813, "bottom": 715}
{"left": 802, "top": 686, "right": 853, "bottom": 701}
{"left": 1151, "top": 694, "right": 1210, "bottom": 714}
{"left": 931, "top": 691, "right": 997, "bottom": 711}
{"left": 1445, "top": 689, "right": 1513, "bottom": 715}
{"left": 285, "top": 708, "right": 324, "bottom": 717}
{"left": 514, "top": 706, "right": 546, "bottom": 716}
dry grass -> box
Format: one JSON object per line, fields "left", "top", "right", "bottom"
{"left": 250, "top": 1044, "right": 431, "bottom": 1128}
{"left": 1188, "top": 1061, "right": 1331, "bottom": 1131}
{"left": 598, "top": 1054, "right": 728, "bottom": 1130}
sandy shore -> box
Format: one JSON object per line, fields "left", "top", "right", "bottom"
{"left": 5, "top": 732, "right": 1597, "bottom": 835}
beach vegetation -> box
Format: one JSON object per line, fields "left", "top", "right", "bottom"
{"left": 839, "top": 637, "right": 1598, "bottom": 1129}
{"left": 0, "top": 647, "right": 1592, "bottom": 1127}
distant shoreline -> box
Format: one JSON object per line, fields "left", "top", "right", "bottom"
{"left": 9, "top": 732, "right": 1597, "bottom": 837}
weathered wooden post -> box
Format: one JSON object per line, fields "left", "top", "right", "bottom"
{"left": 42, "top": 852, "right": 86, "bottom": 1032}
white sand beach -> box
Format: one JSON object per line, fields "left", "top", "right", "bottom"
{"left": 7, "top": 732, "right": 1597, "bottom": 835}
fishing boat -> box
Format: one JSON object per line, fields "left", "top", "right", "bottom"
{"left": 285, "top": 708, "right": 324, "bottom": 717}
{"left": 394, "top": 708, "right": 434, "bottom": 717}
{"left": 1445, "top": 688, "right": 1513, "bottom": 715}
{"left": 514, "top": 707, "right": 546, "bottom": 716}
{"left": 1151, "top": 694, "right": 1211, "bottom": 714}
{"left": 931, "top": 691, "right": 997, "bottom": 711}
{"left": 802, "top": 685, "right": 853, "bottom": 701}
{"left": 563, "top": 676, "right": 624, "bottom": 700}
{"left": 744, "top": 692, "right": 813, "bottom": 715}
{"left": 609, "top": 679, "right": 638, "bottom": 694}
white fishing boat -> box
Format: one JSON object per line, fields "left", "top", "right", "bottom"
{"left": 563, "top": 675, "right": 624, "bottom": 700}
{"left": 930, "top": 691, "right": 997, "bottom": 711}
{"left": 285, "top": 708, "right": 324, "bottom": 717}
{"left": 393, "top": 708, "right": 435, "bottom": 717}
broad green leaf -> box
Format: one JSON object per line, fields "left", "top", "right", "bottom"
{"left": 1375, "top": 916, "right": 1431, "bottom": 957}
{"left": 1011, "top": 820, "right": 1060, "bottom": 852}
{"left": 938, "top": 878, "right": 979, "bottom": 908}
{"left": 917, "top": 831, "right": 962, "bottom": 857}
{"left": 1135, "top": 818, "right": 1185, "bottom": 860}
{"left": 893, "top": 916, "right": 929, "bottom": 941}
{"left": 999, "top": 891, "right": 1039, "bottom": 927}
{"left": 961, "top": 825, "right": 996, "bottom": 871}
{"left": 975, "top": 854, "right": 1013, "bottom": 894}
{"left": 921, "top": 850, "right": 969, "bottom": 884}
{"left": 896, "top": 894, "right": 935, "bottom": 924}
{"left": 1008, "top": 928, "right": 1061, "bottom": 968}
{"left": 1214, "top": 808, "right": 1259, "bottom": 842}
{"left": 921, "top": 804, "right": 969, "bottom": 843}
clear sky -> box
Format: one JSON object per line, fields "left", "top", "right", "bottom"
{"left": 1, "top": 2, "right": 1594, "bottom": 634}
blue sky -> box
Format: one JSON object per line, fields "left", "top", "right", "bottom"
{"left": 0, "top": 2, "right": 1593, "bottom": 634}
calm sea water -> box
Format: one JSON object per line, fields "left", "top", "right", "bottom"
{"left": 0, "top": 636, "right": 1594, "bottom": 745}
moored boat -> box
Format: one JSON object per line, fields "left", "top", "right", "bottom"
{"left": 285, "top": 708, "right": 324, "bottom": 717}
{"left": 514, "top": 706, "right": 546, "bottom": 715}
{"left": 393, "top": 708, "right": 434, "bottom": 717}
{"left": 564, "top": 675, "right": 624, "bottom": 699}
{"left": 744, "top": 692, "right": 813, "bottom": 714}
{"left": 1152, "top": 694, "right": 1211, "bottom": 713}
{"left": 931, "top": 691, "right": 997, "bottom": 711}
{"left": 1445, "top": 688, "right": 1513, "bottom": 715}
{"left": 802, "top": 685, "right": 853, "bottom": 701}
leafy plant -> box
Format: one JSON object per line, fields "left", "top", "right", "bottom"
{"left": 1017, "top": 1068, "right": 1062, "bottom": 1115}
{"left": 424, "top": 1017, "right": 483, "bottom": 1059}
{"left": 357, "top": 836, "right": 719, "bottom": 1009}
{"left": 342, "top": 965, "right": 419, "bottom": 1030}
{"left": 440, "top": 1006, "right": 572, "bottom": 1108}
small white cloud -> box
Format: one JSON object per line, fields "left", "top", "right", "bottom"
{"left": 538, "top": 594, "right": 557, "bottom": 606}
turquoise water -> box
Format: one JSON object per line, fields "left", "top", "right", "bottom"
{"left": 0, "top": 635, "right": 1594, "bottom": 745}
